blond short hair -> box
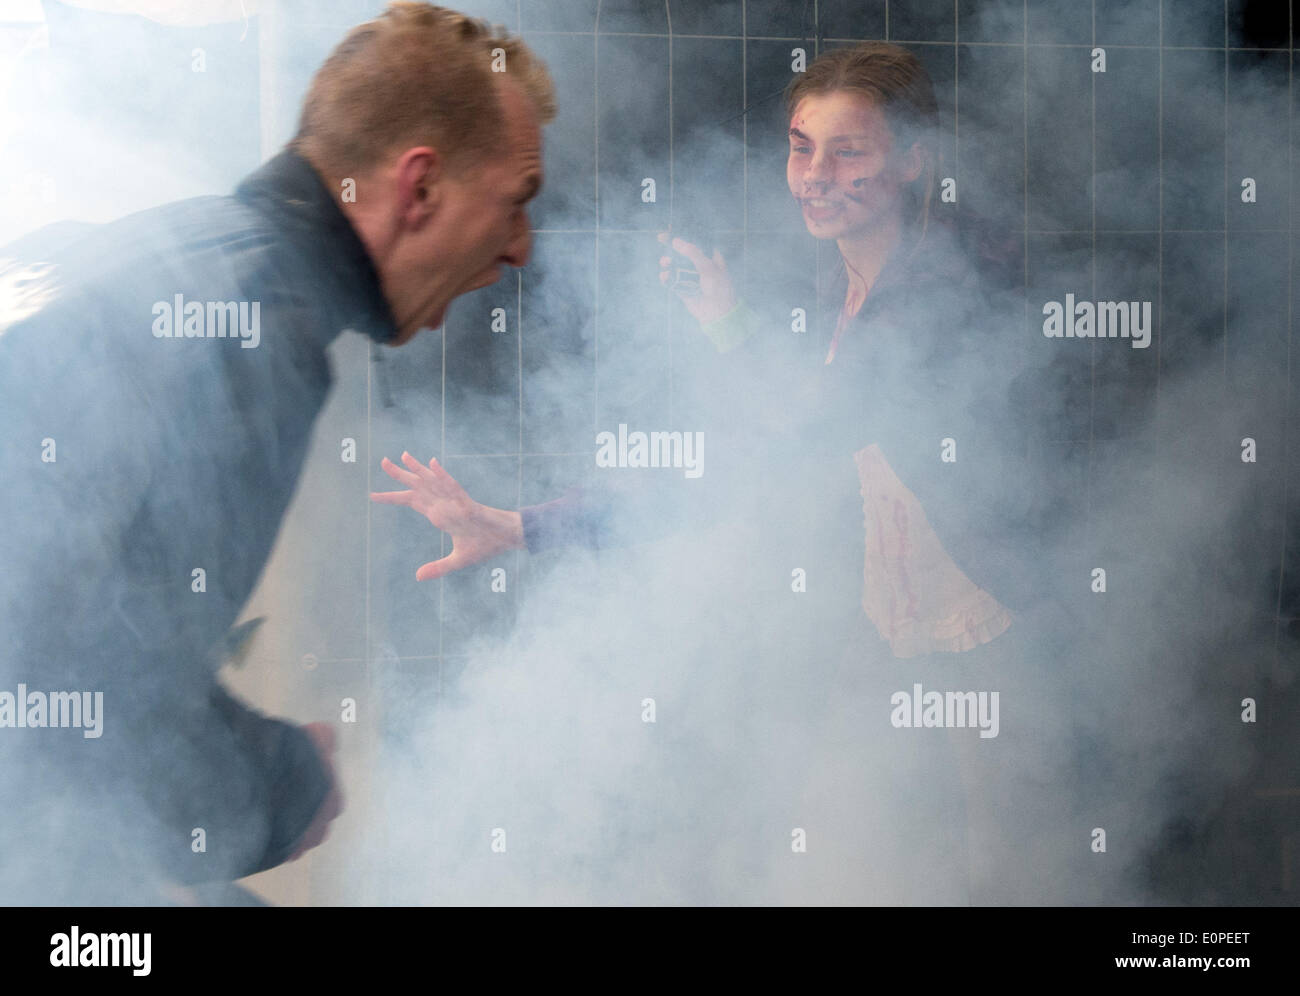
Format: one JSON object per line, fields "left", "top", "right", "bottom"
{"left": 292, "top": 2, "right": 556, "bottom": 179}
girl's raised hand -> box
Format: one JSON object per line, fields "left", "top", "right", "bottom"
{"left": 657, "top": 232, "right": 739, "bottom": 326}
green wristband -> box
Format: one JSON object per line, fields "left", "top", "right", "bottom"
{"left": 700, "top": 300, "right": 760, "bottom": 354}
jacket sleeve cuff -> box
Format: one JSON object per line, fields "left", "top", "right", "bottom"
{"left": 209, "top": 686, "right": 332, "bottom": 877}
{"left": 254, "top": 721, "right": 332, "bottom": 873}
{"left": 700, "top": 300, "right": 760, "bottom": 353}
{"left": 519, "top": 487, "right": 608, "bottom": 554}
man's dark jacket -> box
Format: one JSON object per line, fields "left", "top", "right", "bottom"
{"left": 0, "top": 149, "right": 397, "bottom": 902}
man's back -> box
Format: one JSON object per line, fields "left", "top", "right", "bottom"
{"left": 0, "top": 151, "right": 388, "bottom": 902}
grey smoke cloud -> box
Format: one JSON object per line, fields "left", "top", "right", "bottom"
{"left": 1, "top": 0, "right": 1293, "bottom": 906}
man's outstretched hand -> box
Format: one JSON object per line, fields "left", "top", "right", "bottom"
{"left": 370, "top": 451, "right": 525, "bottom": 580}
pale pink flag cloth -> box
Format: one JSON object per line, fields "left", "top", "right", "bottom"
{"left": 854, "top": 443, "right": 1012, "bottom": 659}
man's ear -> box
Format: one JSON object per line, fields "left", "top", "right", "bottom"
{"left": 394, "top": 147, "right": 443, "bottom": 222}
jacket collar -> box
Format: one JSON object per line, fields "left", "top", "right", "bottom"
{"left": 234, "top": 148, "right": 398, "bottom": 346}
{"left": 818, "top": 218, "right": 971, "bottom": 307}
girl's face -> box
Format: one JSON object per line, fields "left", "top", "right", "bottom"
{"left": 786, "top": 91, "right": 919, "bottom": 241}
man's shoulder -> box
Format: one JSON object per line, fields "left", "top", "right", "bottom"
{"left": 2, "top": 191, "right": 290, "bottom": 292}
{"left": 1, "top": 190, "right": 310, "bottom": 342}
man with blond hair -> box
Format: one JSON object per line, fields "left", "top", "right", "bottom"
{"left": 0, "top": 2, "right": 553, "bottom": 904}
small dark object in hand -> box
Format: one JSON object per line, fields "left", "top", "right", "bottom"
{"left": 666, "top": 228, "right": 713, "bottom": 297}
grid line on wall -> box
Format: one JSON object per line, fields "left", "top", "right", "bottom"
{"left": 1088, "top": 0, "right": 1097, "bottom": 551}
{"left": 1271, "top": 2, "right": 1297, "bottom": 673}
{"left": 508, "top": 29, "right": 1286, "bottom": 53}
{"left": 667, "top": 0, "right": 675, "bottom": 426}
{"left": 1225, "top": 4, "right": 1231, "bottom": 390}
{"left": 1156, "top": 0, "right": 1163, "bottom": 438}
